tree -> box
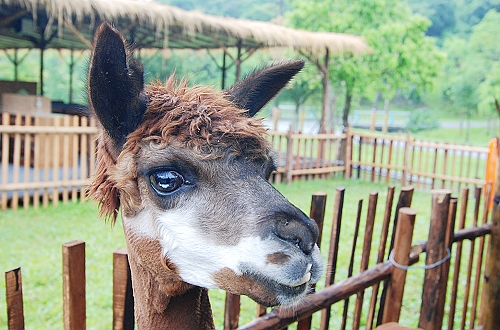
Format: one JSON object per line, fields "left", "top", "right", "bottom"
{"left": 438, "top": 9, "right": 500, "bottom": 137}
{"left": 285, "top": 0, "right": 444, "bottom": 129}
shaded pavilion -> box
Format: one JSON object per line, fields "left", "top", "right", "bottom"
{"left": 0, "top": 0, "right": 370, "bottom": 128}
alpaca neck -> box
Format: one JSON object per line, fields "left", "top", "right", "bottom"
{"left": 128, "top": 254, "right": 215, "bottom": 330}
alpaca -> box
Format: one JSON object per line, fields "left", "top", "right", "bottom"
{"left": 87, "top": 22, "right": 323, "bottom": 329}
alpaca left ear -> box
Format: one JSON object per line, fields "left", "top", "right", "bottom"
{"left": 225, "top": 60, "right": 304, "bottom": 117}
{"left": 88, "top": 22, "right": 146, "bottom": 148}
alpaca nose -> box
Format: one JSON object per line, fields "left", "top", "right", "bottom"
{"left": 274, "top": 211, "right": 319, "bottom": 255}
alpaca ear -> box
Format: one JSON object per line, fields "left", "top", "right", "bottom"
{"left": 225, "top": 60, "right": 304, "bottom": 117}
{"left": 88, "top": 22, "right": 146, "bottom": 147}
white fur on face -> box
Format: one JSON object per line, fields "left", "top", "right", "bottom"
{"left": 122, "top": 206, "right": 323, "bottom": 291}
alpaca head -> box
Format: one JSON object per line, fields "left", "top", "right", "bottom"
{"left": 88, "top": 22, "right": 323, "bottom": 307}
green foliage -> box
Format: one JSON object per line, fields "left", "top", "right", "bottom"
{"left": 155, "top": 0, "right": 286, "bottom": 20}
{"left": 285, "top": 0, "right": 444, "bottom": 126}
{"left": 405, "top": 109, "right": 440, "bottom": 132}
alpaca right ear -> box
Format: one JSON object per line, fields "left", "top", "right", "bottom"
{"left": 225, "top": 60, "right": 304, "bottom": 117}
{"left": 88, "top": 22, "right": 146, "bottom": 148}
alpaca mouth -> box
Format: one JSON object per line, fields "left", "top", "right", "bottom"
{"left": 242, "top": 270, "right": 313, "bottom": 307}
{"left": 289, "top": 263, "right": 312, "bottom": 287}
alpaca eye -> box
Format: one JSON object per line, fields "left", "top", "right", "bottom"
{"left": 149, "top": 170, "right": 184, "bottom": 194}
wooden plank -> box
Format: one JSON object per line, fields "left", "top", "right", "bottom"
{"left": 382, "top": 207, "right": 417, "bottom": 323}
{"left": 290, "top": 165, "right": 345, "bottom": 176}
{"left": 42, "top": 118, "right": 50, "bottom": 207}
{"left": 409, "top": 170, "right": 485, "bottom": 185}
{"left": 353, "top": 192, "right": 378, "bottom": 330}
{"left": 52, "top": 117, "right": 61, "bottom": 206}
{"left": 11, "top": 114, "right": 21, "bottom": 210}
{"left": 33, "top": 116, "right": 40, "bottom": 209}
{"left": 0, "top": 179, "right": 92, "bottom": 191}
{"left": 285, "top": 129, "right": 293, "bottom": 184}
{"left": 224, "top": 293, "right": 240, "bottom": 330}
{"left": 366, "top": 186, "right": 395, "bottom": 329}
{"left": 296, "top": 192, "right": 328, "bottom": 330}
{"left": 418, "top": 189, "right": 451, "bottom": 329}
{"left": 447, "top": 188, "right": 469, "bottom": 330}
{"left": 0, "top": 125, "right": 98, "bottom": 134}
{"left": 320, "top": 187, "right": 345, "bottom": 330}
{"left": 113, "top": 248, "right": 134, "bottom": 330}
{"left": 412, "top": 140, "right": 488, "bottom": 153}
{"left": 71, "top": 116, "right": 79, "bottom": 202}
{"left": 62, "top": 115, "right": 70, "bottom": 203}
{"left": 63, "top": 240, "right": 86, "bottom": 330}
{"left": 341, "top": 199, "right": 363, "bottom": 330}
{"left": 5, "top": 267, "right": 25, "bottom": 330}
{"left": 80, "top": 117, "right": 89, "bottom": 200}
{"left": 22, "top": 115, "right": 31, "bottom": 209}
{"left": 1, "top": 112, "right": 9, "bottom": 210}
{"left": 470, "top": 183, "right": 490, "bottom": 329}
{"left": 482, "top": 154, "right": 500, "bottom": 330}
{"left": 351, "top": 161, "right": 404, "bottom": 171}
{"left": 461, "top": 187, "right": 482, "bottom": 330}
{"left": 377, "top": 186, "right": 414, "bottom": 325}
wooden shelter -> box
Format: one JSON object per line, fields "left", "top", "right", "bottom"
{"left": 0, "top": 0, "right": 369, "bottom": 98}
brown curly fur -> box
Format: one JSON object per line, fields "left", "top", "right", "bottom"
{"left": 88, "top": 76, "right": 271, "bottom": 223}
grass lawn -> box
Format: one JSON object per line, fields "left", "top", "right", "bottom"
{"left": 0, "top": 178, "right": 485, "bottom": 329}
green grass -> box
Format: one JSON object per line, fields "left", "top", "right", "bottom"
{"left": 0, "top": 178, "right": 487, "bottom": 329}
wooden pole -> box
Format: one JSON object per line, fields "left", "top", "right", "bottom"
{"left": 224, "top": 293, "right": 240, "bottom": 330}
{"left": 320, "top": 187, "right": 345, "bottom": 330}
{"left": 481, "top": 140, "right": 500, "bottom": 329}
{"left": 382, "top": 207, "right": 417, "bottom": 323}
{"left": 63, "top": 240, "right": 86, "bottom": 330}
{"left": 285, "top": 127, "right": 293, "bottom": 184}
{"left": 5, "top": 267, "right": 25, "bottom": 330}
{"left": 297, "top": 192, "right": 327, "bottom": 330}
{"left": 113, "top": 248, "right": 134, "bottom": 330}
{"left": 320, "top": 48, "right": 329, "bottom": 134}
{"left": 418, "top": 189, "right": 451, "bottom": 329}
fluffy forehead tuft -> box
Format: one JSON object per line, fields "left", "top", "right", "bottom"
{"left": 125, "top": 76, "right": 271, "bottom": 160}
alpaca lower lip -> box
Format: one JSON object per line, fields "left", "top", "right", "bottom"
{"left": 290, "top": 272, "right": 311, "bottom": 287}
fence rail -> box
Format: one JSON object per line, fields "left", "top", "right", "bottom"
{"left": 0, "top": 112, "right": 98, "bottom": 210}
{"left": 0, "top": 113, "right": 491, "bottom": 207}
{"left": 269, "top": 128, "right": 490, "bottom": 193}
{"left": 3, "top": 186, "right": 493, "bottom": 329}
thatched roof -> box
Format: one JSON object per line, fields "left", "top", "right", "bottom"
{"left": 0, "top": 0, "right": 370, "bottom": 54}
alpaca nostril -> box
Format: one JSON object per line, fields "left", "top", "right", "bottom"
{"left": 274, "top": 212, "right": 318, "bottom": 255}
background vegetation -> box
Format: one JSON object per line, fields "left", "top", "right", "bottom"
{"left": 1, "top": 0, "right": 499, "bottom": 143}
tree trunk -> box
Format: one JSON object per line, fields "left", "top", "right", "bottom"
{"left": 342, "top": 91, "right": 352, "bottom": 129}
{"left": 338, "top": 91, "right": 352, "bottom": 164}
{"left": 320, "top": 48, "right": 329, "bottom": 133}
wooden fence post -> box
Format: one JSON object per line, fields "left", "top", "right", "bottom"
{"left": 285, "top": 127, "right": 293, "bottom": 184}
{"left": 382, "top": 207, "right": 417, "bottom": 323}
{"left": 5, "top": 267, "right": 25, "bottom": 330}
{"left": 297, "top": 192, "right": 327, "bottom": 330}
{"left": 344, "top": 127, "right": 352, "bottom": 179}
{"left": 224, "top": 293, "right": 240, "bottom": 330}
{"left": 320, "top": 187, "right": 345, "bottom": 330}
{"left": 63, "top": 240, "right": 86, "bottom": 330}
{"left": 113, "top": 248, "right": 134, "bottom": 330}
{"left": 482, "top": 142, "right": 500, "bottom": 329}
{"left": 376, "top": 186, "right": 414, "bottom": 326}
{"left": 418, "top": 190, "right": 452, "bottom": 329}
{"left": 402, "top": 132, "right": 411, "bottom": 186}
